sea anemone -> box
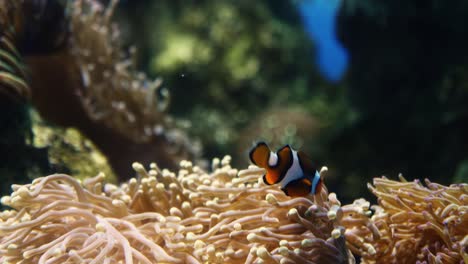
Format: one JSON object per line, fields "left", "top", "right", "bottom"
{"left": 0, "top": 157, "right": 354, "bottom": 263}
{"left": 343, "top": 175, "right": 468, "bottom": 263}
{"left": 69, "top": 0, "right": 170, "bottom": 143}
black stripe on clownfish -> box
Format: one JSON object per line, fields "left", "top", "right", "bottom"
{"left": 249, "top": 142, "right": 322, "bottom": 197}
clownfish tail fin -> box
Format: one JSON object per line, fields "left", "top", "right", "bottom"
{"left": 315, "top": 178, "right": 323, "bottom": 194}
{"left": 311, "top": 171, "right": 322, "bottom": 194}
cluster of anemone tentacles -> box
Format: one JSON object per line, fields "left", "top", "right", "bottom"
{"left": 69, "top": 0, "right": 171, "bottom": 143}
{"left": 342, "top": 175, "right": 468, "bottom": 264}
{"left": 0, "top": 156, "right": 353, "bottom": 263}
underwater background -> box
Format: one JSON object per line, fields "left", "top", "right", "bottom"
{"left": 1, "top": 1, "right": 468, "bottom": 263}
{"left": 1, "top": 0, "right": 468, "bottom": 205}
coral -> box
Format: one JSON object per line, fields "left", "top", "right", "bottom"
{"left": 0, "top": 157, "right": 354, "bottom": 263}
{"left": 0, "top": 0, "right": 41, "bottom": 197}
{"left": 8, "top": 0, "right": 201, "bottom": 179}
{"left": 0, "top": 0, "right": 29, "bottom": 102}
{"left": 30, "top": 110, "right": 117, "bottom": 184}
{"left": 342, "top": 175, "right": 468, "bottom": 263}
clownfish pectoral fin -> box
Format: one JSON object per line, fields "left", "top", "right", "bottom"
{"left": 249, "top": 142, "right": 271, "bottom": 168}
{"left": 282, "top": 177, "right": 312, "bottom": 197}
{"left": 262, "top": 175, "right": 272, "bottom": 185}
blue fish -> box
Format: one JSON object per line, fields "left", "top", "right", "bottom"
{"left": 298, "top": 0, "right": 349, "bottom": 82}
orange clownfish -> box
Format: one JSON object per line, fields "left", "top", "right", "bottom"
{"left": 249, "top": 142, "right": 322, "bottom": 197}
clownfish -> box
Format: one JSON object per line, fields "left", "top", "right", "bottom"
{"left": 249, "top": 142, "right": 322, "bottom": 197}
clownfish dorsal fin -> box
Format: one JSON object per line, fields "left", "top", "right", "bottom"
{"left": 249, "top": 142, "right": 271, "bottom": 168}
{"left": 314, "top": 175, "right": 323, "bottom": 194}
{"left": 297, "top": 150, "right": 318, "bottom": 175}
{"left": 276, "top": 144, "right": 294, "bottom": 168}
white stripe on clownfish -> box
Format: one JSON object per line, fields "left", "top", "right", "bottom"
{"left": 279, "top": 149, "right": 304, "bottom": 188}
{"left": 268, "top": 152, "right": 278, "bottom": 166}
